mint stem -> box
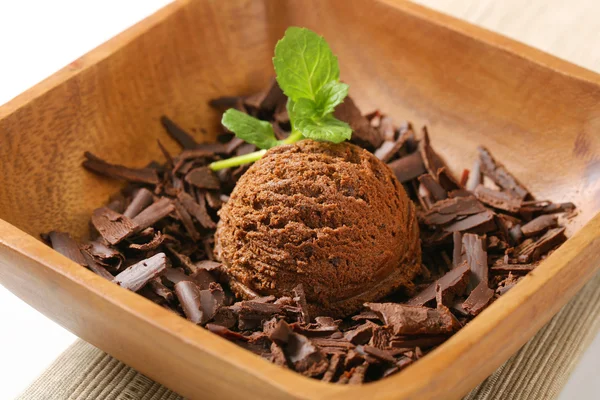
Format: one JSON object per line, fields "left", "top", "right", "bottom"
{"left": 209, "top": 130, "right": 304, "bottom": 171}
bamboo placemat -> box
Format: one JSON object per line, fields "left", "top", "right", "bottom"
{"left": 17, "top": 0, "right": 600, "bottom": 399}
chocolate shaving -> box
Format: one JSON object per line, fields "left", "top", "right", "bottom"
{"left": 129, "top": 231, "right": 164, "bottom": 251}
{"left": 389, "top": 335, "right": 448, "bottom": 349}
{"left": 490, "top": 263, "right": 536, "bottom": 275}
{"left": 418, "top": 174, "right": 447, "bottom": 201}
{"left": 190, "top": 268, "right": 217, "bottom": 290}
{"left": 520, "top": 215, "right": 558, "bottom": 237}
{"left": 462, "top": 282, "right": 494, "bottom": 316}
{"left": 452, "top": 232, "right": 464, "bottom": 267}
{"left": 160, "top": 116, "right": 198, "bottom": 150}
{"left": 422, "top": 196, "right": 487, "bottom": 225}
{"left": 123, "top": 188, "right": 154, "bottom": 219}
{"left": 362, "top": 345, "right": 397, "bottom": 364}
{"left": 369, "top": 326, "right": 394, "bottom": 350}
{"left": 365, "top": 303, "right": 458, "bottom": 335}
{"left": 478, "top": 146, "right": 532, "bottom": 200}
{"left": 238, "top": 301, "right": 284, "bottom": 330}
{"left": 466, "top": 159, "right": 482, "bottom": 191}
{"left": 293, "top": 284, "right": 310, "bottom": 324}
{"left": 83, "top": 152, "right": 159, "bottom": 184}
{"left": 80, "top": 248, "right": 114, "bottom": 280}
{"left": 114, "top": 253, "right": 169, "bottom": 292}
{"left": 419, "top": 129, "right": 446, "bottom": 178}
{"left": 512, "top": 227, "right": 566, "bottom": 263}
{"left": 131, "top": 198, "right": 175, "bottom": 232}
{"left": 473, "top": 185, "right": 522, "bottom": 213}
{"left": 177, "top": 191, "right": 216, "bottom": 229}
{"left": 149, "top": 278, "right": 174, "bottom": 303}
{"left": 344, "top": 321, "right": 377, "bottom": 345}
{"left": 462, "top": 233, "right": 488, "bottom": 290}
{"left": 47, "top": 231, "right": 87, "bottom": 266}
{"left": 322, "top": 354, "right": 344, "bottom": 382}
{"left": 388, "top": 152, "right": 426, "bottom": 183}
{"left": 348, "top": 362, "right": 369, "bottom": 384}
{"left": 374, "top": 130, "right": 410, "bottom": 163}
{"left": 407, "top": 261, "right": 470, "bottom": 306}
{"left": 91, "top": 207, "right": 138, "bottom": 245}
{"left": 334, "top": 97, "right": 383, "bottom": 149}
{"left": 173, "top": 200, "right": 200, "bottom": 241}
{"left": 444, "top": 209, "right": 496, "bottom": 233}
{"left": 437, "top": 167, "right": 462, "bottom": 192}
{"left": 269, "top": 342, "right": 288, "bottom": 368}
{"left": 243, "top": 78, "right": 285, "bottom": 111}
{"left": 208, "top": 96, "right": 244, "bottom": 113}
{"left": 185, "top": 167, "right": 221, "bottom": 190}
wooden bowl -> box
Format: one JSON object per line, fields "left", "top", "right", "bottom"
{"left": 1, "top": 1, "right": 599, "bottom": 398}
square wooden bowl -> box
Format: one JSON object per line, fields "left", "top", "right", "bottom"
{"left": 1, "top": 0, "right": 599, "bottom": 398}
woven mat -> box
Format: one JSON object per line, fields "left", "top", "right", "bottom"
{"left": 18, "top": 0, "right": 600, "bottom": 399}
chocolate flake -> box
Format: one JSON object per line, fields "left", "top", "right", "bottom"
{"left": 512, "top": 227, "right": 566, "bottom": 263}
{"left": 83, "top": 152, "right": 159, "bottom": 184}
{"left": 490, "top": 263, "right": 536, "bottom": 275}
{"left": 243, "top": 78, "right": 285, "bottom": 111}
{"left": 418, "top": 174, "right": 448, "bottom": 201}
{"left": 114, "top": 253, "right": 169, "bottom": 292}
{"left": 48, "top": 231, "right": 87, "bottom": 266}
{"left": 520, "top": 214, "right": 558, "bottom": 237}
{"left": 160, "top": 116, "right": 198, "bottom": 150}
{"left": 123, "top": 188, "right": 154, "bottom": 219}
{"left": 478, "top": 146, "right": 532, "bottom": 199}
{"left": 365, "top": 303, "right": 457, "bottom": 335}
{"left": 474, "top": 185, "right": 522, "bottom": 213}
{"left": 462, "top": 233, "right": 488, "bottom": 291}
{"left": 173, "top": 200, "right": 200, "bottom": 241}
{"left": 348, "top": 362, "right": 369, "bottom": 384}
{"left": 80, "top": 248, "right": 114, "bottom": 280}
{"left": 149, "top": 278, "right": 174, "bottom": 303}
{"left": 444, "top": 209, "right": 496, "bottom": 233}
{"left": 390, "top": 335, "right": 448, "bottom": 349}
{"left": 131, "top": 198, "right": 175, "bottom": 232}
{"left": 129, "top": 231, "right": 165, "bottom": 251}
{"left": 422, "top": 196, "right": 486, "bottom": 226}
{"left": 91, "top": 207, "right": 138, "bottom": 245}
{"left": 407, "top": 261, "right": 470, "bottom": 306}
{"left": 293, "top": 284, "right": 310, "bottom": 324}
{"left": 344, "top": 321, "right": 377, "bottom": 345}
{"left": 322, "top": 354, "right": 344, "bottom": 382}
{"left": 463, "top": 282, "right": 494, "bottom": 316}
{"left": 185, "top": 167, "right": 221, "bottom": 190}
{"left": 177, "top": 191, "right": 216, "bottom": 229}
{"left": 334, "top": 97, "right": 383, "bottom": 149}
{"left": 466, "top": 159, "right": 483, "bottom": 191}
{"left": 388, "top": 152, "right": 426, "bottom": 183}
{"left": 362, "top": 345, "right": 397, "bottom": 364}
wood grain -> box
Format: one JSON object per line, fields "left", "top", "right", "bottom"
{"left": 0, "top": 0, "right": 599, "bottom": 399}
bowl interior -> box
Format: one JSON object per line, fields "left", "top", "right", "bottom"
{"left": 1, "top": 1, "right": 600, "bottom": 399}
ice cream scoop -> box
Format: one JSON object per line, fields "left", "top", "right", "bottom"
{"left": 215, "top": 140, "right": 421, "bottom": 317}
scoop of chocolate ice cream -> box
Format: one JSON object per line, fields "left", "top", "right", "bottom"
{"left": 215, "top": 140, "right": 421, "bottom": 317}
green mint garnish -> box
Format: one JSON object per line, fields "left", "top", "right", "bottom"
{"left": 210, "top": 27, "right": 351, "bottom": 171}
{"left": 221, "top": 109, "right": 278, "bottom": 150}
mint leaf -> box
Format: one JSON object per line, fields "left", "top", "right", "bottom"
{"left": 314, "top": 81, "right": 349, "bottom": 117}
{"left": 273, "top": 27, "right": 340, "bottom": 102}
{"left": 221, "top": 109, "right": 278, "bottom": 150}
{"left": 294, "top": 115, "right": 352, "bottom": 144}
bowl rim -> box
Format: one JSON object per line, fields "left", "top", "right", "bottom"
{"left": 1, "top": 0, "right": 600, "bottom": 399}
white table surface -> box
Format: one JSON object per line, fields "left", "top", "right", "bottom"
{"left": 0, "top": 1, "right": 598, "bottom": 399}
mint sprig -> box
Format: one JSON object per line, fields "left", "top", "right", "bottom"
{"left": 209, "top": 27, "right": 351, "bottom": 171}
{"left": 221, "top": 109, "right": 278, "bottom": 149}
